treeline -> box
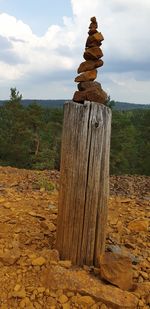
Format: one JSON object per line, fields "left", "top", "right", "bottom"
{"left": 111, "top": 109, "right": 150, "bottom": 175}
{"left": 0, "top": 88, "right": 63, "bottom": 170}
{"left": 0, "top": 88, "right": 149, "bottom": 175}
{"left": 1, "top": 99, "right": 150, "bottom": 110}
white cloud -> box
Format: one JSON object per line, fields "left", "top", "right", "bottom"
{"left": 0, "top": 13, "right": 75, "bottom": 81}
{"left": 103, "top": 72, "right": 150, "bottom": 103}
{"left": 0, "top": 13, "right": 34, "bottom": 40}
{"left": 0, "top": 0, "right": 150, "bottom": 103}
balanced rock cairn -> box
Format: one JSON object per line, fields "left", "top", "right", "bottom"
{"left": 73, "top": 17, "right": 108, "bottom": 104}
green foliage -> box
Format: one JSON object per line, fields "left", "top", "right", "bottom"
{"left": 0, "top": 88, "right": 31, "bottom": 167}
{"left": 110, "top": 109, "right": 150, "bottom": 175}
{"left": 106, "top": 96, "right": 116, "bottom": 109}
{"left": 35, "top": 177, "right": 55, "bottom": 192}
{"left": 0, "top": 88, "right": 149, "bottom": 175}
{"left": 9, "top": 87, "right": 22, "bottom": 103}
{"left": 0, "top": 88, "right": 63, "bottom": 170}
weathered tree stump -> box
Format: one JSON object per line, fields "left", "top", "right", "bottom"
{"left": 56, "top": 100, "right": 111, "bottom": 266}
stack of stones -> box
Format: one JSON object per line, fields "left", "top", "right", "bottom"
{"left": 73, "top": 17, "right": 108, "bottom": 104}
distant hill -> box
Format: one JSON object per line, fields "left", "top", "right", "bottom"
{"left": 113, "top": 101, "right": 150, "bottom": 111}
{"left": 0, "top": 99, "right": 150, "bottom": 110}
{"left": 0, "top": 99, "right": 65, "bottom": 109}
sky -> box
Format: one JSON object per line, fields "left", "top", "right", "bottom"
{"left": 0, "top": 0, "right": 150, "bottom": 104}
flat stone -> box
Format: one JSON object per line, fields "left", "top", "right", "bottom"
{"left": 73, "top": 90, "right": 89, "bottom": 103}
{"left": 14, "top": 284, "right": 21, "bottom": 292}
{"left": 37, "top": 287, "right": 46, "bottom": 294}
{"left": 48, "top": 222, "right": 56, "bottom": 232}
{"left": 84, "top": 47, "right": 103, "bottom": 60}
{"left": 12, "top": 289, "right": 26, "bottom": 298}
{"left": 93, "top": 32, "right": 104, "bottom": 41}
{"left": 78, "top": 81, "right": 102, "bottom": 91}
{"left": 32, "top": 256, "right": 46, "bottom": 266}
{"left": 58, "top": 294, "right": 68, "bottom": 304}
{"left": 75, "top": 70, "right": 97, "bottom": 82}
{"left": 88, "top": 29, "right": 98, "bottom": 35}
{"left": 19, "top": 297, "right": 32, "bottom": 308}
{"left": 58, "top": 260, "right": 72, "bottom": 268}
{"left": 77, "top": 295, "right": 95, "bottom": 305}
{"left": 90, "top": 16, "right": 97, "bottom": 23}
{"left": 86, "top": 32, "right": 104, "bottom": 47}
{"left": 42, "top": 265, "right": 138, "bottom": 308}
{"left": 109, "top": 245, "right": 139, "bottom": 265}
{"left": 89, "top": 21, "right": 98, "bottom": 29}
{"left": 128, "top": 219, "right": 149, "bottom": 232}
{"left": 77, "top": 59, "right": 103, "bottom": 73}
{"left": 100, "top": 252, "right": 133, "bottom": 291}
{"left": 73, "top": 87, "right": 107, "bottom": 105}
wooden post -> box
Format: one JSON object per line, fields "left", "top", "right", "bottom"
{"left": 56, "top": 100, "right": 111, "bottom": 267}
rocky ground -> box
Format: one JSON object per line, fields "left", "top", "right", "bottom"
{"left": 0, "top": 166, "right": 149, "bottom": 309}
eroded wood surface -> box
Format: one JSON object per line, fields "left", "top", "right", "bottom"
{"left": 56, "top": 101, "right": 111, "bottom": 266}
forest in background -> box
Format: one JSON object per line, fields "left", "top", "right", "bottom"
{"left": 1, "top": 99, "right": 150, "bottom": 111}
{"left": 0, "top": 88, "right": 149, "bottom": 175}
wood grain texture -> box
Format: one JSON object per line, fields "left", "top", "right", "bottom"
{"left": 56, "top": 101, "right": 111, "bottom": 266}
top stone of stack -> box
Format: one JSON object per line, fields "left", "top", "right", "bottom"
{"left": 73, "top": 17, "right": 107, "bottom": 105}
